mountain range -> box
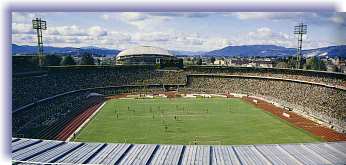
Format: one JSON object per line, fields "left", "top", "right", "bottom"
{"left": 204, "top": 45, "right": 346, "bottom": 58}
{"left": 12, "top": 44, "right": 120, "bottom": 57}
{"left": 12, "top": 44, "right": 346, "bottom": 58}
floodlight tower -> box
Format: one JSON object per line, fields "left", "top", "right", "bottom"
{"left": 294, "top": 23, "right": 307, "bottom": 69}
{"left": 32, "top": 18, "right": 47, "bottom": 66}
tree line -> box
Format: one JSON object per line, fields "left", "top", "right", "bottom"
{"left": 275, "top": 56, "right": 327, "bottom": 71}
{"left": 40, "top": 52, "right": 95, "bottom": 66}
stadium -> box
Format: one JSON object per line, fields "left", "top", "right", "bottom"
{"left": 115, "top": 46, "right": 177, "bottom": 65}
{"left": 12, "top": 54, "right": 346, "bottom": 164}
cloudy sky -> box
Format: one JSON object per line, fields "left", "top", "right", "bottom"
{"left": 11, "top": 12, "right": 346, "bottom": 51}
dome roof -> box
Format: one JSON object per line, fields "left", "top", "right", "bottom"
{"left": 117, "top": 46, "right": 174, "bottom": 58}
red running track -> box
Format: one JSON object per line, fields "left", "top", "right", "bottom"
{"left": 55, "top": 102, "right": 104, "bottom": 141}
{"left": 243, "top": 96, "right": 346, "bottom": 141}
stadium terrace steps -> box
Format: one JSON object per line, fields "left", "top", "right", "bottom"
{"left": 12, "top": 138, "right": 346, "bottom": 165}
{"left": 56, "top": 102, "right": 104, "bottom": 141}
{"left": 26, "top": 97, "right": 105, "bottom": 140}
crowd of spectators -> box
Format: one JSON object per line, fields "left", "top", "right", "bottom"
{"left": 13, "top": 85, "right": 165, "bottom": 139}
{"left": 13, "top": 91, "right": 93, "bottom": 139}
{"left": 12, "top": 66, "right": 184, "bottom": 109}
{"left": 13, "top": 66, "right": 346, "bottom": 110}
{"left": 184, "top": 66, "right": 346, "bottom": 87}
{"left": 12, "top": 65, "right": 346, "bottom": 137}
{"left": 186, "top": 75, "right": 346, "bottom": 133}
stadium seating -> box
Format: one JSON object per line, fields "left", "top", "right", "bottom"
{"left": 12, "top": 85, "right": 165, "bottom": 139}
{"left": 13, "top": 66, "right": 346, "bottom": 110}
{"left": 12, "top": 91, "right": 104, "bottom": 139}
{"left": 12, "top": 66, "right": 346, "bottom": 139}
{"left": 184, "top": 74, "right": 346, "bottom": 133}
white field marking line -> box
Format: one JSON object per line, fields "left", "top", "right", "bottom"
{"left": 66, "top": 102, "right": 107, "bottom": 142}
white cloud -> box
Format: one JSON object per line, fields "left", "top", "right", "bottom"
{"left": 120, "top": 13, "right": 149, "bottom": 22}
{"left": 133, "top": 32, "right": 175, "bottom": 42}
{"left": 118, "top": 12, "right": 211, "bottom": 31}
{"left": 104, "top": 12, "right": 209, "bottom": 28}
{"left": 248, "top": 27, "right": 273, "bottom": 38}
{"left": 233, "top": 12, "right": 346, "bottom": 28}
{"left": 12, "top": 34, "right": 36, "bottom": 44}
{"left": 12, "top": 23, "right": 34, "bottom": 34}
{"left": 147, "top": 12, "right": 211, "bottom": 18}
{"left": 247, "top": 27, "right": 292, "bottom": 40}
{"left": 41, "top": 25, "right": 108, "bottom": 37}
{"left": 329, "top": 15, "right": 345, "bottom": 24}
{"left": 176, "top": 36, "right": 204, "bottom": 46}
{"left": 12, "top": 12, "right": 37, "bottom": 23}
{"left": 118, "top": 13, "right": 169, "bottom": 31}
{"left": 108, "top": 32, "right": 132, "bottom": 41}
{"left": 87, "top": 26, "right": 108, "bottom": 37}
{"left": 234, "top": 12, "right": 304, "bottom": 20}
{"left": 222, "top": 27, "right": 294, "bottom": 48}
{"left": 236, "top": 27, "right": 335, "bottom": 49}
{"left": 12, "top": 12, "right": 55, "bottom": 24}
{"left": 203, "top": 38, "right": 232, "bottom": 49}
{"left": 12, "top": 12, "right": 341, "bottom": 51}
{"left": 49, "top": 25, "right": 88, "bottom": 36}
{"left": 101, "top": 14, "right": 110, "bottom": 21}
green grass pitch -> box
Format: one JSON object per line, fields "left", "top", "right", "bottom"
{"left": 74, "top": 97, "right": 322, "bottom": 145}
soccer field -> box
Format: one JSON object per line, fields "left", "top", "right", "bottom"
{"left": 74, "top": 97, "right": 322, "bottom": 145}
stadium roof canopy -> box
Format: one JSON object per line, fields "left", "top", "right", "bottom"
{"left": 117, "top": 46, "right": 174, "bottom": 58}
{"left": 12, "top": 138, "right": 346, "bottom": 164}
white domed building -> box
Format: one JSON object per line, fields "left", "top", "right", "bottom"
{"left": 116, "top": 46, "right": 177, "bottom": 65}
